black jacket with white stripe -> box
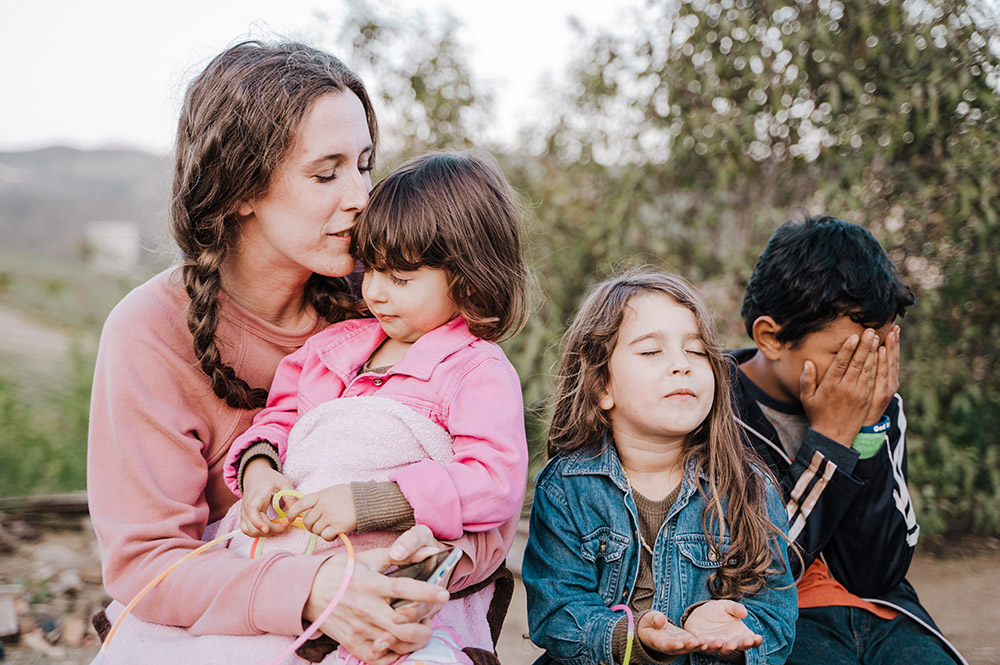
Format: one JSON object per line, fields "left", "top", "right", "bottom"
{"left": 730, "top": 348, "right": 965, "bottom": 664}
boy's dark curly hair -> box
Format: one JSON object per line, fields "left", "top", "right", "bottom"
{"left": 741, "top": 212, "right": 916, "bottom": 346}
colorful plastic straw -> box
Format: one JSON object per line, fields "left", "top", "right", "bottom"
{"left": 101, "top": 489, "right": 353, "bottom": 665}
{"left": 610, "top": 604, "right": 635, "bottom": 665}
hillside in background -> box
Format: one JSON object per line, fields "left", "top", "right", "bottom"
{"left": 0, "top": 146, "right": 173, "bottom": 260}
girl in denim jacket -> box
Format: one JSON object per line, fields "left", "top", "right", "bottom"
{"left": 523, "top": 271, "right": 797, "bottom": 665}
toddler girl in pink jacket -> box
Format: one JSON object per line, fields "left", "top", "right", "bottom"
{"left": 219, "top": 149, "right": 531, "bottom": 664}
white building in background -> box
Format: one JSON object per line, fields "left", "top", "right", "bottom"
{"left": 84, "top": 221, "right": 141, "bottom": 275}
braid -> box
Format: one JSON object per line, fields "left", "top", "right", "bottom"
{"left": 181, "top": 251, "right": 269, "bottom": 410}
{"left": 304, "top": 274, "right": 365, "bottom": 323}
{"left": 169, "top": 41, "right": 378, "bottom": 411}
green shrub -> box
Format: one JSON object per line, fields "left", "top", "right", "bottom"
{"left": 0, "top": 346, "right": 93, "bottom": 497}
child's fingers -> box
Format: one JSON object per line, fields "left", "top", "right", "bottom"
{"left": 859, "top": 330, "right": 879, "bottom": 388}
{"left": 825, "top": 334, "right": 861, "bottom": 384}
{"left": 699, "top": 637, "right": 726, "bottom": 652}
{"left": 875, "top": 345, "right": 889, "bottom": 386}
{"left": 645, "top": 610, "right": 667, "bottom": 630}
{"left": 240, "top": 508, "right": 275, "bottom": 538}
{"left": 844, "top": 329, "right": 876, "bottom": 384}
{"left": 284, "top": 494, "right": 316, "bottom": 522}
{"left": 798, "top": 361, "right": 817, "bottom": 401}
{"left": 722, "top": 599, "right": 748, "bottom": 619}
{"left": 240, "top": 501, "right": 268, "bottom": 534}
{"left": 319, "top": 524, "right": 342, "bottom": 542}
{"left": 251, "top": 509, "right": 271, "bottom": 534}
{"left": 239, "top": 519, "right": 262, "bottom": 538}
{"left": 888, "top": 326, "right": 901, "bottom": 385}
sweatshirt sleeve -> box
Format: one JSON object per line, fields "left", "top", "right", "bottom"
{"left": 224, "top": 342, "right": 311, "bottom": 495}
{"left": 389, "top": 353, "right": 528, "bottom": 540}
{"left": 87, "top": 302, "right": 326, "bottom": 636}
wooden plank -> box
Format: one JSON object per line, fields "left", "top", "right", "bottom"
{"left": 0, "top": 492, "right": 88, "bottom": 515}
{"left": 0, "top": 585, "right": 20, "bottom": 638}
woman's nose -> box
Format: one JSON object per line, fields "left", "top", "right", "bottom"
{"left": 343, "top": 169, "right": 371, "bottom": 212}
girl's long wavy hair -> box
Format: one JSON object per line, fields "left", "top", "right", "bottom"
{"left": 548, "top": 270, "right": 789, "bottom": 599}
{"left": 171, "top": 41, "right": 377, "bottom": 410}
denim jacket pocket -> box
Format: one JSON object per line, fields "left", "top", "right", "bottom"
{"left": 580, "top": 527, "right": 630, "bottom": 605}
{"left": 676, "top": 535, "right": 732, "bottom": 597}
{"left": 676, "top": 536, "right": 730, "bottom": 568}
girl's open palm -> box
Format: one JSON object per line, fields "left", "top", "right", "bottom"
{"left": 636, "top": 610, "right": 704, "bottom": 655}
{"left": 683, "top": 600, "right": 762, "bottom": 655}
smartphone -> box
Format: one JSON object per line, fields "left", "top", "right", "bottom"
{"left": 387, "top": 546, "right": 463, "bottom": 608}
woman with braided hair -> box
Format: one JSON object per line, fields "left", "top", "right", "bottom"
{"left": 87, "top": 41, "right": 512, "bottom": 665}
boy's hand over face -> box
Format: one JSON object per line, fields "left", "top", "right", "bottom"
{"left": 800, "top": 329, "right": 880, "bottom": 446}
{"left": 864, "top": 325, "right": 900, "bottom": 427}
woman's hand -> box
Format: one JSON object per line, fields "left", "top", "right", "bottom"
{"left": 304, "top": 525, "right": 450, "bottom": 665}
{"left": 240, "top": 458, "right": 294, "bottom": 537}
{"left": 683, "top": 600, "right": 762, "bottom": 656}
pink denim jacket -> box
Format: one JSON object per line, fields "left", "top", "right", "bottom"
{"left": 224, "top": 317, "right": 528, "bottom": 540}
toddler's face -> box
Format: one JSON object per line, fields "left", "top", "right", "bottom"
{"left": 599, "top": 292, "right": 715, "bottom": 448}
{"left": 362, "top": 267, "right": 459, "bottom": 344}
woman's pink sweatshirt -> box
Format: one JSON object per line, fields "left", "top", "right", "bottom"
{"left": 87, "top": 269, "right": 514, "bottom": 637}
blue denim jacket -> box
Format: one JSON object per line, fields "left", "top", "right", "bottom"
{"left": 523, "top": 443, "right": 797, "bottom": 665}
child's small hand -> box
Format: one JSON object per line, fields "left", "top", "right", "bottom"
{"left": 863, "top": 324, "right": 900, "bottom": 427}
{"left": 683, "top": 600, "right": 762, "bottom": 656}
{"left": 800, "top": 328, "right": 880, "bottom": 446}
{"left": 286, "top": 484, "right": 358, "bottom": 541}
{"left": 636, "top": 610, "right": 703, "bottom": 655}
{"left": 240, "top": 458, "right": 294, "bottom": 538}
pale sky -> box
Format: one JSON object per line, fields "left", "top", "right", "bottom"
{"left": 0, "top": 0, "right": 630, "bottom": 155}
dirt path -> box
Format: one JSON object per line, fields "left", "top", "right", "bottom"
{"left": 495, "top": 533, "right": 1000, "bottom": 665}
{"left": 0, "top": 304, "right": 70, "bottom": 364}
{"left": 1, "top": 519, "right": 996, "bottom": 664}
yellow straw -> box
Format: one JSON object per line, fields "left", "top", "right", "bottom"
{"left": 101, "top": 528, "right": 241, "bottom": 650}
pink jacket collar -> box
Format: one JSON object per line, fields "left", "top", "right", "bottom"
{"left": 315, "top": 317, "right": 477, "bottom": 383}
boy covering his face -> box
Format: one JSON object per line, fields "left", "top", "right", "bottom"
{"left": 731, "top": 214, "right": 965, "bottom": 664}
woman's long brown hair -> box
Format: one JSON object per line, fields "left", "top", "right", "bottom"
{"left": 549, "top": 269, "right": 789, "bottom": 598}
{"left": 171, "top": 41, "right": 377, "bottom": 410}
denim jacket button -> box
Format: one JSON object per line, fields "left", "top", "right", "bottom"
{"left": 599, "top": 538, "right": 607, "bottom": 554}
{"left": 708, "top": 549, "right": 718, "bottom": 561}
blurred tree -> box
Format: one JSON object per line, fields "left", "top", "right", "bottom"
{"left": 319, "top": 0, "right": 494, "bottom": 164}
{"left": 510, "top": 0, "right": 1000, "bottom": 533}
{"left": 311, "top": 0, "right": 999, "bottom": 533}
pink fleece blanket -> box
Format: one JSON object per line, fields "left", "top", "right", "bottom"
{"left": 95, "top": 396, "right": 494, "bottom": 665}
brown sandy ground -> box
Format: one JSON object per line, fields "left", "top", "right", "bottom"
{"left": 1, "top": 517, "right": 997, "bottom": 665}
